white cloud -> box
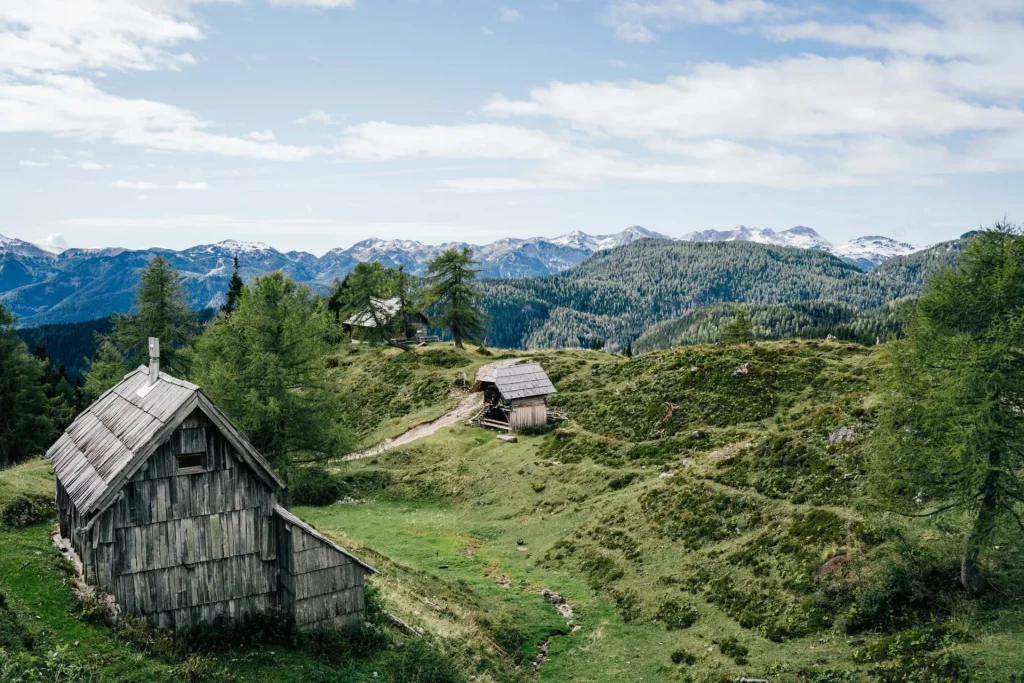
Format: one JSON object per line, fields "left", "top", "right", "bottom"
{"left": 0, "top": 75, "right": 319, "bottom": 160}
{"left": 269, "top": 0, "right": 356, "bottom": 7}
{"left": 605, "top": 0, "right": 781, "bottom": 41}
{"left": 247, "top": 129, "right": 276, "bottom": 141}
{"left": 0, "top": 2, "right": 319, "bottom": 162}
{"left": 174, "top": 181, "right": 209, "bottom": 190}
{"left": 614, "top": 23, "right": 655, "bottom": 42}
{"left": 482, "top": 56, "right": 1024, "bottom": 141}
{"left": 340, "top": 122, "right": 570, "bottom": 160}
{"left": 294, "top": 109, "right": 336, "bottom": 125}
{"left": 481, "top": 26, "right": 495, "bottom": 36}
{"left": 71, "top": 160, "right": 105, "bottom": 170}
{"left": 19, "top": 160, "right": 49, "bottom": 167}
{"left": 136, "top": 194, "right": 148, "bottom": 201}
{"left": 500, "top": 7, "right": 523, "bottom": 22}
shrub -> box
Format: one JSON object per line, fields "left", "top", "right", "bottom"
{"left": 670, "top": 648, "right": 697, "bottom": 665}
{"left": 844, "top": 555, "right": 962, "bottom": 634}
{"left": 607, "top": 473, "right": 639, "bottom": 490}
{"left": 385, "top": 639, "right": 464, "bottom": 683}
{"left": 0, "top": 494, "right": 54, "bottom": 529}
{"left": 718, "top": 636, "right": 750, "bottom": 665}
{"left": 289, "top": 466, "right": 344, "bottom": 506}
{"left": 655, "top": 599, "right": 698, "bottom": 630}
{"left": 518, "top": 423, "right": 555, "bottom": 437}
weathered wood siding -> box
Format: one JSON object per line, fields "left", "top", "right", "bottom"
{"left": 81, "top": 409, "right": 280, "bottom": 631}
{"left": 508, "top": 396, "right": 547, "bottom": 431}
{"left": 277, "top": 517, "right": 367, "bottom": 630}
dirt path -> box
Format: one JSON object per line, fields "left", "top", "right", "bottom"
{"left": 343, "top": 357, "right": 524, "bottom": 461}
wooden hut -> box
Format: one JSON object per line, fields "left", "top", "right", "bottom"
{"left": 48, "top": 338, "right": 375, "bottom": 633}
{"left": 473, "top": 363, "right": 557, "bottom": 432}
{"left": 342, "top": 296, "right": 432, "bottom": 344}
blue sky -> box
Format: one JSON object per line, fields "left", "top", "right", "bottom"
{"left": 2, "top": 0, "right": 1023, "bottom": 253}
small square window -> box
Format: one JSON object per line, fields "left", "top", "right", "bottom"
{"left": 175, "top": 453, "right": 204, "bottom": 472}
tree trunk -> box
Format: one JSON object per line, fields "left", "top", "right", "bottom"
{"left": 453, "top": 330, "right": 464, "bottom": 349}
{"left": 961, "top": 455, "right": 1001, "bottom": 595}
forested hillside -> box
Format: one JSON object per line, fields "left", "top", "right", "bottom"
{"left": 481, "top": 238, "right": 966, "bottom": 350}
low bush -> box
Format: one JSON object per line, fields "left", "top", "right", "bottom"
{"left": 178, "top": 607, "right": 295, "bottom": 653}
{"left": 670, "top": 648, "right": 697, "bottom": 665}
{"left": 289, "top": 466, "right": 344, "bottom": 506}
{"left": 477, "top": 612, "right": 531, "bottom": 664}
{"left": 655, "top": 599, "right": 698, "bottom": 630}
{"left": 717, "top": 635, "right": 749, "bottom": 665}
{"left": 843, "top": 554, "right": 962, "bottom": 634}
{"left": 0, "top": 494, "right": 54, "bottom": 529}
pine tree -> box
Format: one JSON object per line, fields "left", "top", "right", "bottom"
{"left": 109, "top": 255, "right": 199, "bottom": 377}
{"left": 82, "top": 341, "right": 128, "bottom": 401}
{"left": 0, "top": 304, "right": 56, "bottom": 468}
{"left": 720, "top": 307, "right": 754, "bottom": 345}
{"left": 191, "top": 272, "right": 348, "bottom": 469}
{"left": 426, "top": 248, "right": 487, "bottom": 349}
{"left": 871, "top": 223, "right": 1024, "bottom": 593}
{"left": 222, "top": 255, "right": 244, "bottom": 316}
{"left": 624, "top": 343, "right": 633, "bottom": 358}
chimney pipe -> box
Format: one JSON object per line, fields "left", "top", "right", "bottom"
{"left": 148, "top": 337, "right": 160, "bottom": 384}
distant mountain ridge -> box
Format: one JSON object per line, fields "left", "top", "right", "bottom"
{"left": 2, "top": 224, "right": 922, "bottom": 327}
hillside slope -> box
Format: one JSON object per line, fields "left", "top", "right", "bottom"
{"left": 481, "top": 238, "right": 966, "bottom": 350}
{"left": 310, "top": 341, "right": 1023, "bottom": 682}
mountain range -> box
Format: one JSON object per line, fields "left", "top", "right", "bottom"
{"left": 1, "top": 225, "right": 923, "bottom": 327}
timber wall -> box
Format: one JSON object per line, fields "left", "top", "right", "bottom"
{"left": 78, "top": 409, "right": 280, "bottom": 631}
{"left": 277, "top": 514, "right": 367, "bottom": 630}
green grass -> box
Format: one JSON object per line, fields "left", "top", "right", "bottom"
{"left": 307, "top": 340, "right": 1024, "bottom": 682}
{"left": 2, "top": 340, "right": 1023, "bottom": 682}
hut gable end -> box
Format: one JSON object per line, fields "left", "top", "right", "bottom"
{"left": 49, "top": 356, "right": 373, "bottom": 634}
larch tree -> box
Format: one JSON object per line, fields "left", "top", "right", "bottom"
{"left": 426, "top": 248, "right": 487, "bottom": 349}
{"left": 191, "top": 272, "right": 348, "bottom": 470}
{"left": 110, "top": 255, "right": 199, "bottom": 377}
{"left": 0, "top": 304, "right": 56, "bottom": 468}
{"left": 871, "top": 224, "right": 1024, "bottom": 594}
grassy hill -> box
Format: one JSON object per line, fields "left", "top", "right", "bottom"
{"left": 312, "top": 341, "right": 1023, "bottom": 682}
{"left": 1, "top": 340, "right": 1021, "bottom": 682}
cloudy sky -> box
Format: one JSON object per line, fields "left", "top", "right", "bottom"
{"left": 2, "top": 0, "right": 1023, "bottom": 253}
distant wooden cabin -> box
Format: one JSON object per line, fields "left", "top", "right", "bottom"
{"left": 47, "top": 338, "right": 375, "bottom": 633}
{"left": 342, "top": 297, "right": 432, "bottom": 344}
{"left": 473, "top": 363, "right": 557, "bottom": 432}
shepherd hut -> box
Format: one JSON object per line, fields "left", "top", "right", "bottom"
{"left": 48, "top": 338, "right": 375, "bottom": 633}
{"left": 343, "top": 296, "right": 431, "bottom": 343}
{"left": 473, "top": 363, "right": 557, "bottom": 432}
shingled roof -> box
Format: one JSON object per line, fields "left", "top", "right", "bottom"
{"left": 476, "top": 362, "right": 557, "bottom": 400}
{"left": 47, "top": 366, "right": 285, "bottom": 518}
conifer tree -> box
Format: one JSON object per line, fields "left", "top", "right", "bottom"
{"left": 222, "top": 255, "right": 244, "bottom": 316}
{"left": 426, "top": 248, "right": 486, "bottom": 349}
{"left": 192, "top": 272, "right": 348, "bottom": 469}
{"left": 872, "top": 224, "right": 1024, "bottom": 593}
{"left": 720, "top": 307, "right": 754, "bottom": 345}
{"left": 110, "top": 256, "right": 198, "bottom": 376}
{"left": 82, "top": 341, "right": 128, "bottom": 401}
{"left": 0, "top": 304, "right": 56, "bottom": 468}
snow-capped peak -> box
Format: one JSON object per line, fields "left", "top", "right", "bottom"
{"left": 551, "top": 230, "right": 599, "bottom": 251}
{"left": 832, "top": 235, "right": 920, "bottom": 270}
{"left": 210, "top": 239, "right": 273, "bottom": 254}
{"left": 681, "top": 225, "right": 833, "bottom": 251}
{"left": 34, "top": 233, "right": 70, "bottom": 254}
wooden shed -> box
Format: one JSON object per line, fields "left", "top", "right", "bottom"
{"left": 47, "top": 338, "right": 375, "bottom": 633}
{"left": 473, "top": 363, "right": 557, "bottom": 432}
{"left": 342, "top": 296, "right": 432, "bottom": 344}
